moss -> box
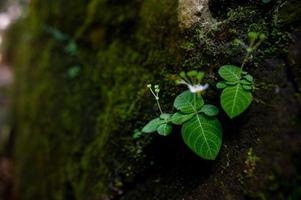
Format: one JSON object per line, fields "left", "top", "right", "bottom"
{"left": 5, "top": 0, "right": 180, "bottom": 199}
{"left": 5, "top": 0, "right": 301, "bottom": 199}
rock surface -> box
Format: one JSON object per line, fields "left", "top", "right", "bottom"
{"left": 3, "top": 0, "right": 301, "bottom": 200}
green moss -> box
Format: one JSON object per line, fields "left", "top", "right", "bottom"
{"left": 5, "top": 0, "right": 301, "bottom": 199}
{"left": 6, "top": 0, "right": 180, "bottom": 199}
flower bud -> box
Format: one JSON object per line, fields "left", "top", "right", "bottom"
{"left": 248, "top": 32, "right": 258, "bottom": 41}
{"left": 259, "top": 33, "right": 266, "bottom": 41}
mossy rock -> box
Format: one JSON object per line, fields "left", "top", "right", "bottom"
{"left": 4, "top": 0, "right": 301, "bottom": 199}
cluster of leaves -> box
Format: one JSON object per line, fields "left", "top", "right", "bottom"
{"left": 215, "top": 32, "right": 265, "bottom": 118}
{"left": 216, "top": 65, "right": 254, "bottom": 118}
{"left": 134, "top": 32, "right": 265, "bottom": 160}
{"left": 142, "top": 90, "right": 222, "bottom": 160}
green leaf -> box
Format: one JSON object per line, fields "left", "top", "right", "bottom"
{"left": 187, "top": 70, "right": 198, "bottom": 77}
{"left": 171, "top": 112, "right": 195, "bottom": 125}
{"left": 218, "top": 65, "right": 242, "bottom": 82}
{"left": 157, "top": 124, "right": 172, "bottom": 136}
{"left": 240, "top": 80, "right": 252, "bottom": 85}
{"left": 142, "top": 118, "right": 163, "bottom": 133}
{"left": 181, "top": 114, "right": 222, "bottom": 160}
{"left": 225, "top": 81, "right": 239, "bottom": 85}
{"left": 196, "top": 72, "right": 205, "bottom": 81}
{"left": 200, "top": 104, "right": 219, "bottom": 116}
{"left": 244, "top": 75, "right": 254, "bottom": 82}
{"left": 242, "top": 85, "right": 253, "bottom": 90}
{"left": 221, "top": 84, "right": 253, "bottom": 118}
{"left": 216, "top": 82, "right": 227, "bottom": 89}
{"left": 174, "top": 91, "right": 204, "bottom": 114}
{"left": 160, "top": 113, "right": 171, "bottom": 120}
{"left": 132, "top": 129, "right": 142, "bottom": 139}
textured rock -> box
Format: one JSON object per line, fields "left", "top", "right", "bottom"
{"left": 178, "top": 0, "right": 216, "bottom": 29}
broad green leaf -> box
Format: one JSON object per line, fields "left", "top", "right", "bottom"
{"left": 244, "top": 75, "right": 253, "bottom": 82}
{"left": 218, "top": 65, "right": 242, "bottom": 82}
{"left": 142, "top": 118, "right": 163, "bottom": 133}
{"left": 181, "top": 114, "right": 222, "bottom": 160}
{"left": 171, "top": 112, "right": 195, "bottom": 125}
{"left": 157, "top": 124, "right": 172, "bottom": 136}
{"left": 160, "top": 113, "right": 171, "bottom": 120}
{"left": 200, "top": 104, "right": 219, "bottom": 116}
{"left": 174, "top": 91, "right": 204, "bottom": 114}
{"left": 221, "top": 84, "right": 252, "bottom": 118}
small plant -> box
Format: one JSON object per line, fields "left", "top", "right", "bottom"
{"left": 216, "top": 32, "right": 266, "bottom": 118}
{"left": 136, "top": 71, "right": 222, "bottom": 160}
{"left": 134, "top": 32, "right": 265, "bottom": 160}
{"left": 142, "top": 84, "right": 173, "bottom": 136}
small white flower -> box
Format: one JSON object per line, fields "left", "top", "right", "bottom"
{"left": 178, "top": 80, "right": 209, "bottom": 93}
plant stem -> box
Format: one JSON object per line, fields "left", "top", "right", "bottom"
{"left": 240, "top": 50, "right": 251, "bottom": 71}
{"left": 156, "top": 99, "right": 163, "bottom": 114}
{"left": 149, "top": 88, "right": 157, "bottom": 98}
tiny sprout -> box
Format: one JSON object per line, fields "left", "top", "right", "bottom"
{"left": 241, "top": 31, "right": 266, "bottom": 70}
{"left": 147, "top": 84, "right": 163, "bottom": 114}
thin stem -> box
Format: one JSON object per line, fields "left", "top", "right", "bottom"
{"left": 241, "top": 37, "right": 260, "bottom": 69}
{"left": 149, "top": 88, "right": 157, "bottom": 98}
{"left": 156, "top": 99, "right": 163, "bottom": 114}
{"left": 240, "top": 50, "right": 252, "bottom": 71}
{"left": 148, "top": 86, "right": 163, "bottom": 114}
{"left": 181, "top": 76, "right": 191, "bottom": 85}
{"left": 252, "top": 40, "right": 263, "bottom": 51}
